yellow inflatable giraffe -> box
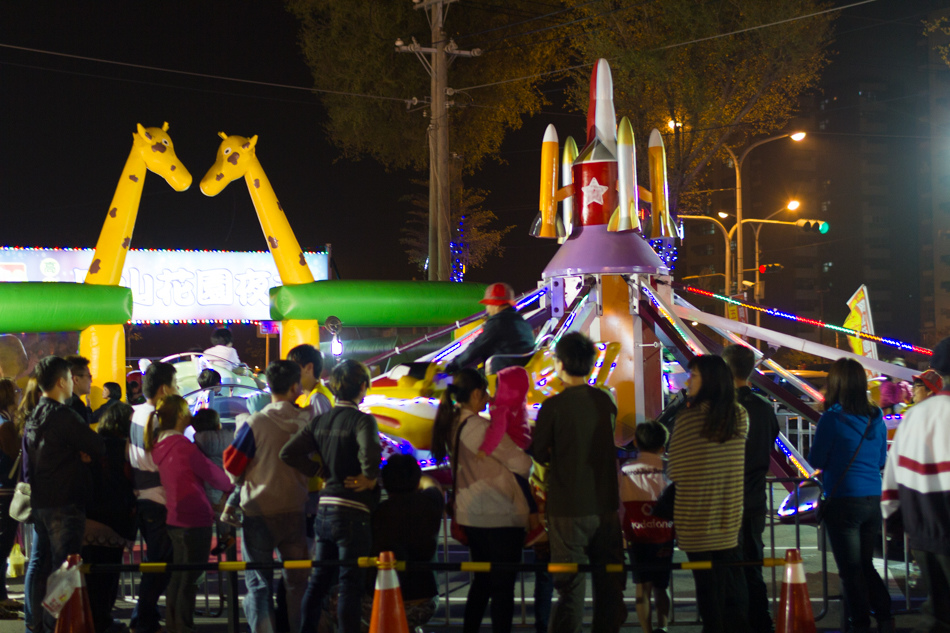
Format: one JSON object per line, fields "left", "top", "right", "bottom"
{"left": 83, "top": 122, "right": 192, "bottom": 407}
{"left": 200, "top": 132, "right": 319, "bottom": 357}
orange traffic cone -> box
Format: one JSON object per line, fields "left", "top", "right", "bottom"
{"left": 775, "top": 548, "right": 817, "bottom": 633}
{"left": 51, "top": 554, "right": 95, "bottom": 633}
{"left": 368, "top": 551, "right": 409, "bottom": 633}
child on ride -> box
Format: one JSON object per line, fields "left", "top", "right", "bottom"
{"left": 477, "top": 365, "right": 545, "bottom": 545}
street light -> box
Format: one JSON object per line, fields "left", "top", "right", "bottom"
{"left": 723, "top": 131, "right": 806, "bottom": 292}
{"left": 678, "top": 214, "right": 733, "bottom": 294}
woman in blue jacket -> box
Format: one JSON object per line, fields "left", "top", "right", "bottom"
{"left": 809, "top": 358, "right": 893, "bottom": 633}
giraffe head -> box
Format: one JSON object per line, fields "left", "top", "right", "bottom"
{"left": 133, "top": 122, "right": 192, "bottom": 191}
{"left": 200, "top": 132, "right": 259, "bottom": 197}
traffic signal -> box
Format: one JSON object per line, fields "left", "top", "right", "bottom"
{"left": 758, "top": 263, "right": 784, "bottom": 274}
{"left": 796, "top": 219, "right": 830, "bottom": 234}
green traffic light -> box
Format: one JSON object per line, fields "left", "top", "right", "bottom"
{"left": 819, "top": 222, "right": 829, "bottom": 234}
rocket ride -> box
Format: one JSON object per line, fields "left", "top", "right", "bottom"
{"left": 532, "top": 59, "right": 679, "bottom": 244}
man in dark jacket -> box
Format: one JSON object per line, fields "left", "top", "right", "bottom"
{"left": 65, "top": 354, "right": 94, "bottom": 425}
{"left": 23, "top": 355, "right": 106, "bottom": 633}
{"left": 723, "top": 344, "right": 780, "bottom": 633}
{"left": 446, "top": 282, "right": 535, "bottom": 374}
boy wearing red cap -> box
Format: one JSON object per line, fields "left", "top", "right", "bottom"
{"left": 446, "top": 282, "right": 535, "bottom": 374}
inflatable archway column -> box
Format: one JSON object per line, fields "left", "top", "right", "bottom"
{"left": 280, "top": 318, "right": 321, "bottom": 361}
{"left": 79, "top": 325, "right": 126, "bottom": 410}
{"left": 0, "top": 284, "right": 133, "bottom": 410}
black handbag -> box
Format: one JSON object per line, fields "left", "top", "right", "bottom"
{"left": 652, "top": 482, "right": 676, "bottom": 521}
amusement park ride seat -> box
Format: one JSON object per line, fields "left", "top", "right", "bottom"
{"left": 182, "top": 383, "right": 270, "bottom": 433}
{"left": 364, "top": 340, "right": 623, "bottom": 453}
{"left": 160, "top": 351, "right": 266, "bottom": 394}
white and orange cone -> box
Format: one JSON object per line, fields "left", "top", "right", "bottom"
{"left": 775, "top": 548, "right": 817, "bottom": 633}
{"left": 368, "top": 551, "right": 409, "bottom": 633}
{"left": 49, "top": 554, "right": 95, "bottom": 633}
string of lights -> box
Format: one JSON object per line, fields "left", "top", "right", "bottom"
{"left": 676, "top": 284, "right": 932, "bottom": 357}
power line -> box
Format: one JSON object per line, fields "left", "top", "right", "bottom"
{"left": 0, "top": 42, "right": 407, "bottom": 103}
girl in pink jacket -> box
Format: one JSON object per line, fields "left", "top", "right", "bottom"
{"left": 146, "top": 395, "right": 234, "bottom": 633}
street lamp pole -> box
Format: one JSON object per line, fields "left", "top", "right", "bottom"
{"left": 679, "top": 215, "right": 732, "bottom": 294}
{"left": 723, "top": 131, "right": 805, "bottom": 294}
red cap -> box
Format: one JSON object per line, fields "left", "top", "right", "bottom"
{"left": 913, "top": 369, "right": 943, "bottom": 394}
{"left": 480, "top": 282, "right": 516, "bottom": 306}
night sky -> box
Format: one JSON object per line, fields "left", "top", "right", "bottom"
{"left": 0, "top": 1, "right": 566, "bottom": 293}
{"left": 0, "top": 0, "right": 938, "bottom": 315}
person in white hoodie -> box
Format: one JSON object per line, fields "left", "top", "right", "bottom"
{"left": 223, "top": 360, "right": 312, "bottom": 633}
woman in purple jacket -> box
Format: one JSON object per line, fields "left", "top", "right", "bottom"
{"left": 146, "top": 396, "right": 233, "bottom": 633}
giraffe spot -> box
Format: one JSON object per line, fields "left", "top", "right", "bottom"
{"left": 299, "top": 252, "right": 307, "bottom": 266}
{"left": 170, "top": 165, "right": 176, "bottom": 171}
{"left": 227, "top": 152, "right": 240, "bottom": 165}
{"left": 89, "top": 259, "right": 101, "bottom": 274}
{"left": 278, "top": 202, "right": 283, "bottom": 211}
{"left": 145, "top": 132, "right": 152, "bottom": 140}
{"left": 242, "top": 142, "right": 250, "bottom": 149}
{"left": 109, "top": 208, "right": 117, "bottom": 218}
{"left": 216, "top": 173, "right": 224, "bottom": 181}
{"left": 254, "top": 179, "right": 260, "bottom": 189}
{"left": 121, "top": 237, "right": 131, "bottom": 249}
{"left": 129, "top": 175, "right": 139, "bottom": 182}
{"left": 151, "top": 143, "right": 167, "bottom": 154}
{"left": 267, "top": 236, "right": 279, "bottom": 249}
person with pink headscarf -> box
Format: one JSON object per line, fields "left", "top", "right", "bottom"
{"left": 478, "top": 365, "right": 545, "bottom": 546}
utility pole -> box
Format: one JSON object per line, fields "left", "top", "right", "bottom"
{"left": 396, "top": 0, "right": 480, "bottom": 281}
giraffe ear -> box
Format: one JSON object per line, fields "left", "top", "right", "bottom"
{"left": 248, "top": 135, "right": 259, "bottom": 150}
{"left": 136, "top": 123, "right": 147, "bottom": 139}
{"left": 162, "top": 122, "right": 169, "bottom": 132}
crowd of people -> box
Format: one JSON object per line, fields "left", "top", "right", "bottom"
{"left": 2, "top": 283, "right": 949, "bottom": 633}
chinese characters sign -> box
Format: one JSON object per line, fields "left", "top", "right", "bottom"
{"left": 0, "top": 248, "right": 329, "bottom": 323}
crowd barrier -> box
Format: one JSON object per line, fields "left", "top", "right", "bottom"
{"left": 19, "top": 473, "right": 918, "bottom": 630}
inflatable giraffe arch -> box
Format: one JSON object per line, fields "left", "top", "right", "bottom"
{"left": 81, "top": 122, "right": 192, "bottom": 407}
{"left": 200, "top": 132, "right": 319, "bottom": 357}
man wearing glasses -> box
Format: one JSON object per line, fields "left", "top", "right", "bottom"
{"left": 65, "top": 355, "right": 93, "bottom": 426}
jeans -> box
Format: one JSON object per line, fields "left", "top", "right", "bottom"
{"left": 531, "top": 542, "right": 554, "bottom": 633}
{"left": 166, "top": 526, "right": 212, "bottom": 633}
{"left": 27, "top": 505, "right": 85, "bottom": 633}
{"left": 24, "top": 525, "right": 42, "bottom": 632}
{"left": 81, "top": 545, "right": 123, "bottom": 633}
{"left": 685, "top": 547, "right": 750, "bottom": 633}
{"left": 823, "top": 496, "right": 892, "bottom": 632}
{"left": 242, "top": 513, "right": 310, "bottom": 633}
{"left": 301, "top": 505, "right": 372, "bottom": 633}
{"left": 738, "top": 511, "right": 774, "bottom": 632}
{"left": 914, "top": 549, "right": 950, "bottom": 633}
{"left": 548, "top": 513, "right": 627, "bottom": 633}
{"left": 0, "top": 495, "right": 19, "bottom": 601}
{"left": 130, "top": 500, "right": 173, "bottom": 633}
{"left": 463, "top": 526, "right": 525, "bottom": 633}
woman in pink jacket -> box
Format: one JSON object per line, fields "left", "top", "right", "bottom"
{"left": 145, "top": 396, "right": 234, "bottom": 633}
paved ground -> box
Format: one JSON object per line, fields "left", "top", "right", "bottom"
{"left": 0, "top": 514, "right": 933, "bottom": 632}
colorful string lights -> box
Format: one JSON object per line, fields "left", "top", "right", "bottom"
{"left": 678, "top": 285, "right": 932, "bottom": 356}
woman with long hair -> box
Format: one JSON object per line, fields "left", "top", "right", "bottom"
{"left": 431, "top": 368, "right": 531, "bottom": 633}
{"left": 19, "top": 374, "right": 44, "bottom": 630}
{"left": 809, "top": 358, "right": 893, "bottom": 633}
{"left": 148, "top": 395, "right": 233, "bottom": 633}
{"left": 668, "top": 354, "right": 750, "bottom": 633}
